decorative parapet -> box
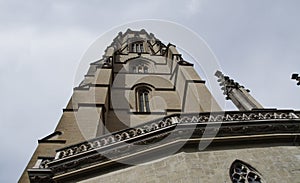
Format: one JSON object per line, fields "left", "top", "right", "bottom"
{"left": 54, "top": 110, "right": 300, "bottom": 160}
{"left": 27, "top": 157, "right": 54, "bottom": 183}
{"left": 29, "top": 110, "right": 300, "bottom": 182}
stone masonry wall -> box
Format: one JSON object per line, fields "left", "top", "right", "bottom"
{"left": 78, "top": 145, "right": 300, "bottom": 183}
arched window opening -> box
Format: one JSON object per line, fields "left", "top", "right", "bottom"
{"left": 230, "top": 160, "right": 264, "bottom": 183}
{"left": 144, "top": 66, "right": 148, "bottom": 73}
{"left": 138, "top": 65, "right": 143, "bottom": 73}
{"left": 131, "top": 44, "right": 136, "bottom": 52}
{"left": 132, "top": 66, "right": 136, "bottom": 73}
{"left": 128, "top": 58, "right": 154, "bottom": 74}
{"left": 132, "top": 63, "right": 149, "bottom": 73}
{"left": 131, "top": 42, "right": 144, "bottom": 53}
{"left": 137, "top": 88, "right": 150, "bottom": 112}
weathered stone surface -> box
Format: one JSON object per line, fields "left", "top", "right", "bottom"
{"left": 79, "top": 146, "right": 300, "bottom": 183}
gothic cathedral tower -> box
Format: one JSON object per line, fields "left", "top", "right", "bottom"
{"left": 19, "top": 29, "right": 300, "bottom": 183}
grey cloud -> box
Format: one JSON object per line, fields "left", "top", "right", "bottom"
{"left": 1, "top": 1, "right": 300, "bottom": 182}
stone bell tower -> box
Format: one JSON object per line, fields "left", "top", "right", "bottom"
{"left": 19, "top": 29, "right": 300, "bottom": 183}
{"left": 19, "top": 29, "right": 221, "bottom": 182}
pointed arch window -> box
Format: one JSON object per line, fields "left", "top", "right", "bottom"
{"left": 230, "top": 160, "right": 264, "bottom": 183}
{"left": 136, "top": 87, "right": 150, "bottom": 112}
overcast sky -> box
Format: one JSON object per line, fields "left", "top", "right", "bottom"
{"left": 1, "top": 1, "right": 300, "bottom": 182}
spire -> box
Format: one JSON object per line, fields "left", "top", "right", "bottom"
{"left": 215, "top": 70, "right": 263, "bottom": 111}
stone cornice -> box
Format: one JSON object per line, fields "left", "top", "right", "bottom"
{"left": 28, "top": 110, "right": 300, "bottom": 182}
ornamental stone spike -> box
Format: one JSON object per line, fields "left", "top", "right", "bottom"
{"left": 215, "top": 70, "right": 263, "bottom": 111}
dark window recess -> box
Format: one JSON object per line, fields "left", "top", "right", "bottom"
{"left": 132, "top": 64, "right": 149, "bottom": 73}
{"left": 131, "top": 43, "right": 144, "bottom": 53}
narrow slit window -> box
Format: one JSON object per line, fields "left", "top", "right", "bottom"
{"left": 138, "top": 65, "right": 143, "bottom": 73}
{"left": 144, "top": 66, "right": 148, "bottom": 73}
{"left": 131, "top": 44, "right": 136, "bottom": 52}
{"left": 136, "top": 44, "right": 141, "bottom": 53}
{"left": 137, "top": 88, "right": 150, "bottom": 112}
{"left": 140, "top": 43, "right": 144, "bottom": 52}
{"left": 132, "top": 66, "right": 137, "bottom": 73}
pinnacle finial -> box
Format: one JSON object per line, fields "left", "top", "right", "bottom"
{"left": 215, "top": 70, "right": 249, "bottom": 100}
{"left": 215, "top": 70, "right": 263, "bottom": 111}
